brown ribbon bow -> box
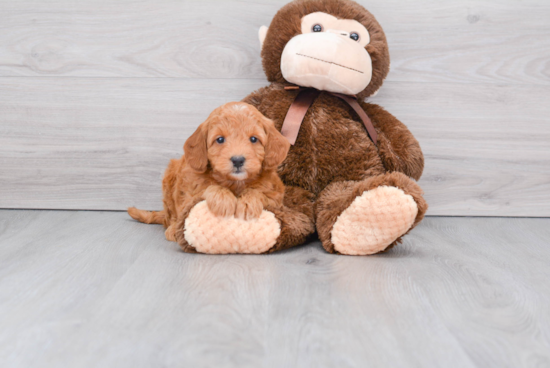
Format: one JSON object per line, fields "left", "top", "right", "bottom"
{"left": 281, "top": 87, "right": 378, "bottom": 146}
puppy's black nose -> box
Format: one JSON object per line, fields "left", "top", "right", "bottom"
{"left": 230, "top": 156, "right": 245, "bottom": 168}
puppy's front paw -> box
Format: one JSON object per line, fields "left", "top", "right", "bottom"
{"left": 235, "top": 196, "right": 263, "bottom": 220}
{"left": 204, "top": 185, "right": 238, "bottom": 218}
{"left": 207, "top": 196, "right": 238, "bottom": 218}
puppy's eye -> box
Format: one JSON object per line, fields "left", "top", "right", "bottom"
{"left": 216, "top": 137, "right": 225, "bottom": 144}
{"left": 312, "top": 24, "right": 323, "bottom": 32}
{"left": 350, "top": 32, "right": 360, "bottom": 41}
{"left": 250, "top": 136, "right": 258, "bottom": 143}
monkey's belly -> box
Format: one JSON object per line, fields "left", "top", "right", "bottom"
{"left": 279, "top": 119, "right": 385, "bottom": 195}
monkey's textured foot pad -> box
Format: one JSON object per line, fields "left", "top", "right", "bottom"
{"left": 184, "top": 201, "right": 281, "bottom": 254}
{"left": 331, "top": 186, "right": 418, "bottom": 255}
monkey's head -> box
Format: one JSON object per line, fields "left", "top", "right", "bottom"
{"left": 259, "top": 0, "right": 390, "bottom": 99}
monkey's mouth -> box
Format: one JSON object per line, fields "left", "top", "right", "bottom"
{"left": 296, "top": 53, "right": 364, "bottom": 74}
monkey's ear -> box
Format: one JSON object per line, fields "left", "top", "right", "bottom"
{"left": 184, "top": 123, "right": 208, "bottom": 173}
{"left": 262, "top": 117, "right": 290, "bottom": 171}
{"left": 258, "top": 26, "right": 268, "bottom": 48}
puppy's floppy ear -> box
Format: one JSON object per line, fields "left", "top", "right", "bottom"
{"left": 184, "top": 122, "right": 208, "bottom": 172}
{"left": 262, "top": 117, "right": 290, "bottom": 171}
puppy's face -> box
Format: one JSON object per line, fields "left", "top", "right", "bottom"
{"left": 184, "top": 102, "right": 290, "bottom": 182}
{"left": 207, "top": 104, "right": 268, "bottom": 181}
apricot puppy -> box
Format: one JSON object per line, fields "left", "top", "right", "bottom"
{"left": 128, "top": 102, "right": 290, "bottom": 243}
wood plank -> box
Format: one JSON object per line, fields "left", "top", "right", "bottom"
{"left": 1, "top": 77, "right": 549, "bottom": 215}
{"left": 0, "top": 77, "right": 266, "bottom": 211}
{"left": 0, "top": 0, "right": 548, "bottom": 85}
{"left": 0, "top": 210, "right": 549, "bottom": 367}
{"left": 375, "top": 82, "right": 550, "bottom": 216}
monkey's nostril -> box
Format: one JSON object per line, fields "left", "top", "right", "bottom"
{"left": 230, "top": 156, "right": 245, "bottom": 168}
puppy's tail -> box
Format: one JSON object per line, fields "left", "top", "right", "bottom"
{"left": 127, "top": 207, "right": 165, "bottom": 225}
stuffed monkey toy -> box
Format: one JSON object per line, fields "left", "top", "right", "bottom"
{"left": 177, "top": 0, "right": 427, "bottom": 255}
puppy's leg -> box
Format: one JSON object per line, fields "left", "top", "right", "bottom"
{"left": 235, "top": 189, "right": 264, "bottom": 220}
{"left": 161, "top": 157, "right": 184, "bottom": 228}
{"left": 165, "top": 225, "right": 177, "bottom": 242}
{"left": 203, "top": 185, "right": 238, "bottom": 217}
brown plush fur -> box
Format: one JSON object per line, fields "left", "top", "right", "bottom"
{"left": 241, "top": 0, "right": 427, "bottom": 254}
{"left": 243, "top": 88, "right": 424, "bottom": 195}
{"left": 128, "top": 102, "right": 290, "bottom": 252}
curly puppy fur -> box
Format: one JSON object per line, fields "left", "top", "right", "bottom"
{"left": 128, "top": 102, "right": 290, "bottom": 252}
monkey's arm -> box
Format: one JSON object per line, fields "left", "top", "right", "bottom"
{"left": 362, "top": 102, "right": 424, "bottom": 181}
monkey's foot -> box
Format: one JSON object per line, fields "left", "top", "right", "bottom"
{"left": 331, "top": 186, "right": 418, "bottom": 255}
{"left": 183, "top": 201, "right": 281, "bottom": 254}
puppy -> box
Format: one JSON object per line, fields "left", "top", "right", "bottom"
{"left": 128, "top": 102, "right": 290, "bottom": 243}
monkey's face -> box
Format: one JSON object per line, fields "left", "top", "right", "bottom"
{"left": 259, "top": 0, "right": 390, "bottom": 99}
{"left": 280, "top": 12, "right": 372, "bottom": 95}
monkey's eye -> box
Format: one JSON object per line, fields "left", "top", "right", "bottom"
{"left": 312, "top": 24, "right": 323, "bottom": 32}
{"left": 216, "top": 137, "right": 225, "bottom": 144}
{"left": 350, "top": 32, "right": 360, "bottom": 41}
{"left": 250, "top": 136, "right": 258, "bottom": 143}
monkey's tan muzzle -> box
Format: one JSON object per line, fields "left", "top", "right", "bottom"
{"left": 281, "top": 32, "right": 373, "bottom": 95}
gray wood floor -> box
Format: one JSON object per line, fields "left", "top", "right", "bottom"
{"left": 1, "top": 210, "right": 549, "bottom": 368}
